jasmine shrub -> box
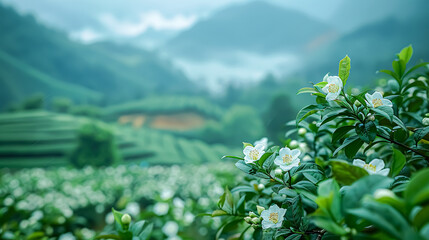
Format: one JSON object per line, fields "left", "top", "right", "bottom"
{"left": 212, "top": 46, "right": 429, "bottom": 240}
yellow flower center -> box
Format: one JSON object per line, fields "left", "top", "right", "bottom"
{"left": 364, "top": 163, "right": 376, "bottom": 172}
{"left": 269, "top": 212, "right": 279, "bottom": 224}
{"left": 282, "top": 154, "right": 293, "bottom": 164}
{"left": 372, "top": 98, "right": 383, "bottom": 108}
{"left": 328, "top": 84, "right": 339, "bottom": 93}
{"left": 249, "top": 149, "right": 260, "bottom": 160}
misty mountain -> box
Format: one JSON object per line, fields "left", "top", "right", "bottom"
{"left": 328, "top": 0, "right": 429, "bottom": 32}
{"left": 305, "top": 15, "right": 429, "bottom": 85}
{"left": 164, "top": 1, "right": 335, "bottom": 59}
{"left": 0, "top": 4, "right": 194, "bottom": 109}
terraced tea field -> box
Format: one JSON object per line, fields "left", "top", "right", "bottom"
{"left": 0, "top": 111, "right": 239, "bottom": 168}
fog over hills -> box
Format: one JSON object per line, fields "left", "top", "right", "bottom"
{"left": 0, "top": 5, "right": 195, "bottom": 108}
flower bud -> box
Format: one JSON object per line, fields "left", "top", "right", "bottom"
{"left": 244, "top": 216, "right": 252, "bottom": 223}
{"left": 249, "top": 211, "right": 257, "bottom": 218}
{"left": 121, "top": 214, "right": 131, "bottom": 227}
{"left": 298, "top": 128, "right": 307, "bottom": 136}
{"left": 373, "top": 189, "right": 395, "bottom": 200}
{"left": 425, "top": 113, "right": 429, "bottom": 117}
{"left": 289, "top": 140, "right": 299, "bottom": 148}
{"left": 251, "top": 217, "right": 261, "bottom": 224}
{"left": 256, "top": 205, "right": 265, "bottom": 215}
{"left": 368, "top": 114, "right": 375, "bottom": 121}
{"left": 257, "top": 184, "right": 265, "bottom": 191}
{"left": 423, "top": 117, "right": 429, "bottom": 126}
{"left": 354, "top": 100, "right": 361, "bottom": 107}
{"left": 274, "top": 168, "right": 282, "bottom": 178}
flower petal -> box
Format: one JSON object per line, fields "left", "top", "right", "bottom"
{"left": 378, "top": 168, "right": 390, "bottom": 176}
{"left": 243, "top": 146, "right": 253, "bottom": 155}
{"left": 369, "top": 159, "right": 385, "bottom": 171}
{"left": 291, "top": 149, "right": 301, "bottom": 158}
{"left": 255, "top": 143, "right": 266, "bottom": 152}
{"left": 322, "top": 85, "right": 329, "bottom": 94}
{"left": 381, "top": 99, "right": 393, "bottom": 107}
{"left": 373, "top": 91, "right": 383, "bottom": 99}
{"left": 326, "top": 93, "right": 338, "bottom": 101}
{"left": 353, "top": 159, "right": 366, "bottom": 167}
{"left": 274, "top": 156, "right": 283, "bottom": 166}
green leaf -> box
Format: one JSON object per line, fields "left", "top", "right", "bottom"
{"left": 296, "top": 104, "right": 325, "bottom": 125}
{"left": 391, "top": 148, "right": 406, "bottom": 177}
{"left": 333, "top": 135, "right": 364, "bottom": 159}
{"left": 398, "top": 45, "right": 413, "bottom": 64}
{"left": 312, "top": 179, "right": 343, "bottom": 223}
{"left": 258, "top": 152, "right": 274, "bottom": 167}
{"left": 333, "top": 135, "right": 359, "bottom": 156}
{"left": 342, "top": 175, "right": 393, "bottom": 211}
{"left": 315, "top": 81, "right": 328, "bottom": 88}
{"left": 405, "top": 168, "right": 429, "bottom": 206}
{"left": 414, "top": 127, "right": 429, "bottom": 144}
{"left": 112, "top": 208, "right": 125, "bottom": 230}
{"left": 231, "top": 185, "right": 257, "bottom": 194}
{"left": 285, "top": 233, "right": 302, "bottom": 240}
{"left": 235, "top": 160, "right": 257, "bottom": 175}
{"left": 332, "top": 125, "right": 355, "bottom": 143}
{"left": 413, "top": 205, "right": 429, "bottom": 229}
{"left": 212, "top": 209, "right": 228, "bottom": 217}
{"left": 297, "top": 87, "right": 317, "bottom": 95}
{"left": 347, "top": 201, "right": 418, "bottom": 239}
{"left": 243, "top": 142, "right": 253, "bottom": 148}
{"left": 338, "top": 55, "right": 351, "bottom": 85}
{"left": 380, "top": 69, "right": 400, "bottom": 81}
{"left": 355, "top": 121, "right": 377, "bottom": 143}
{"left": 329, "top": 160, "right": 368, "bottom": 185}
{"left": 403, "top": 62, "right": 429, "bottom": 78}
{"left": 222, "top": 155, "right": 244, "bottom": 160}
{"left": 392, "top": 59, "right": 406, "bottom": 79}
{"left": 312, "top": 218, "right": 348, "bottom": 236}
{"left": 95, "top": 234, "right": 121, "bottom": 240}
{"left": 393, "top": 115, "right": 408, "bottom": 133}
{"left": 372, "top": 106, "right": 393, "bottom": 122}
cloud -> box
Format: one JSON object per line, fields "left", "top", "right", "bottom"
{"left": 98, "top": 11, "right": 197, "bottom": 37}
{"left": 69, "top": 28, "right": 103, "bottom": 43}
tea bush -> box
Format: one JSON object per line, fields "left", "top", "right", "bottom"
{"left": 211, "top": 46, "right": 429, "bottom": 240}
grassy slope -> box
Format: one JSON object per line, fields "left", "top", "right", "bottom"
{"left": 0, "top": 50, "right": 102, "bottom": 107}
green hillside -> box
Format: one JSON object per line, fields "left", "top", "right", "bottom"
{"left": 0, "top": 111, "right": 238, "bottom": 168}
{"left": 0, "top": 4, "right": 194, "bottom": 109}
{"left": 0, "top": 50, "right": 102, "bottom": 106}
{"left": 165, "top": 1, "right": 334, "bottom": 59}
{"left": 104, "top": 96, "right": 224, "bottom": 120}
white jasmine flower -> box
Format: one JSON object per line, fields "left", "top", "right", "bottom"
{"left": 162, "top": 221, "right": 179, "bottom": 237}
{"left": 243, "top": 144, "right": 266, "bottom": 164}
{"left": 274, "top": 147, "right": 301, "bottom": 171}
{"left": 153, "top": 202, "right": 169, "bottom": 216}
{"left": 260, "top": 204, "right": 286, "bottom": 229}
{"left": 254, "top": 137, "right": 268, "bottom": 149}
{"left": 365, "top": 91, "right": 393, "bottom": 108}
{"left": 322, "top": 76, "right": 343, "bottom": 101}
{"left": 353, "top": 159, "right": 390, "bottom": 176}
{"left": 125, "top": 202, "right": 140, "bottom": 216}
{"left": 161, "top": 189, "right": 174, "bottom": 200}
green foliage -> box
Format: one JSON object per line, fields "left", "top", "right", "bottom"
{"left": 21, "top": 93, "right": 45, "bottom": 110}
{"left": 212, "top": 46, "right": 429, "bottom": 239}
{"left": 70, "top": 121, "right": 119, "bottom": 168}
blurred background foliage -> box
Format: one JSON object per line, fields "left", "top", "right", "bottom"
{"left": 0, "top": 0, "right": 428, "bottom": 239}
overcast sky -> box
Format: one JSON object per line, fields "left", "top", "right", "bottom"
{"left": 0, "top": 0, "right": 341, "bottom": 43}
